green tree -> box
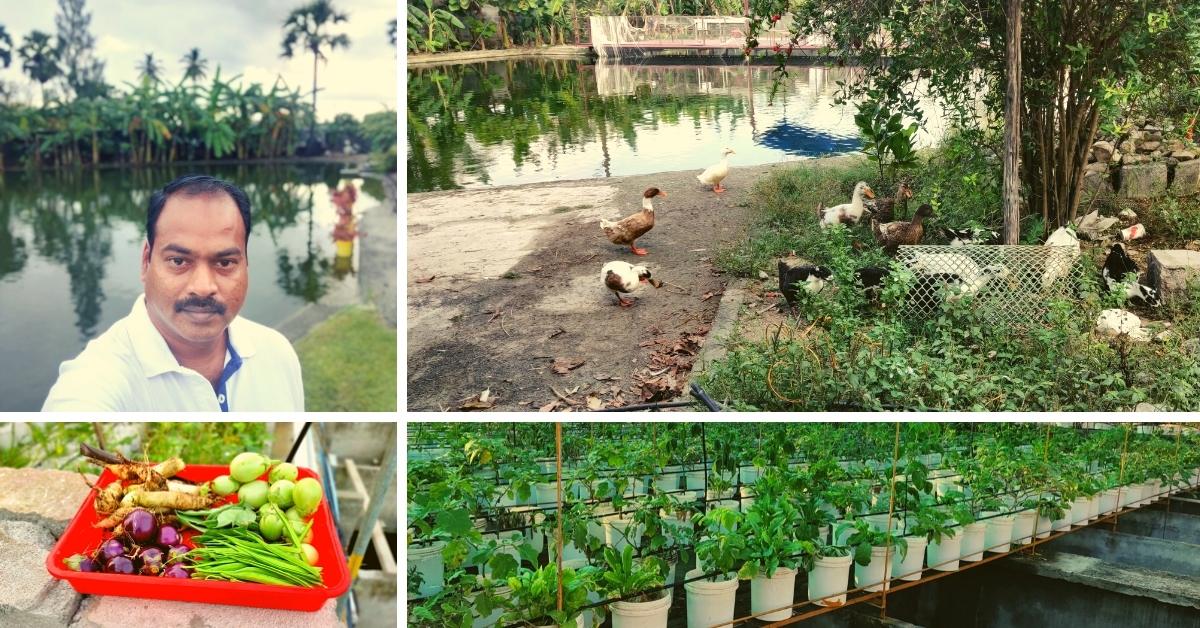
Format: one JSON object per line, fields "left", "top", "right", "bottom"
{"left": 54, "top": 0, "right": 106, "bottom": 100}
{"left": 136, "top": 52, "right": 163, "bottom": 85}
{"left": 18, "top": 30, "right": 61, "bottom": 106}
{"left": 180, "top": 47, "right": 208, "bottom": 84}
{"left": 281, "top": 0, "right": 351, "bottom": 141}
{"left": 765, "top": 0, "right": 1200, "bottom": 230}
{"left": 0, "top": 24, "right": 13, "bottom": 69}
{"left": 387, "top": 18, "right": 397, "bottom": 47}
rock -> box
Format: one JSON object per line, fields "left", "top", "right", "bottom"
{"left": 0, "top": 520, "right": 81, "bottom": 628}
{"left": 1118, "top": 162, "right": 1168, "bottom": 198}
{"left": 1172, "top": 159, "right": 1200, "bottom": 196}
{"left": 1183, "top": 338, "right": 1200, "bottom": 355}
{"left": 1148, "top": 249, "right": 1200, "bottom": 303}
{"left": 1073, "top": 209, "right": 1119, "bottom": 240}
{"left": 1171, "top": 150, "right": 1196, "bottom": 161}
{"left": 758, "top": 270, "right": 768, "bottom": 280}
{"left": 1123, "top": 153, "right": 1150, "bottom": 165}
{"left": 0, "top": 468, "right": 95, "bottom": 536}
{"left": 1118, "top": 208, "right": 1138, "bottom": 222}
{"left": 1144, "top": 130, "right": 1164, "bottom": 142}
{"left": 1110, "top": 148, "right": 1122, "bottom": 164}
{"left": 1165, "top": 139, "right": 1186, "bottom": 153}
{"left": 1134, "top": 402, "right": 1160, "bottom": 412}
{"left": 1082, "top": 169, "right": 1113, "bottom": 197}
{"left": 1084, "top": 161, "right": 1108, "bottom": 173}
{"left": 1138, "top": 140, "right": 1161, "bottom": 153}
{"left": 1154, "top": 330, "right": 1176, "bottom": 343}
{"left": 1092, "top": 140, "right": 1114, "bottom": 163}
{"left": 1119, "top": 140, "right": 1135, "bottom": 154}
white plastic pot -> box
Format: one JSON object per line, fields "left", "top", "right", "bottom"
{"left": 1051, "top": 510, "right": 1071, "bottom": 532}
{"left": 1070, "top": 497, "right": 1089, "bottom": 527}
{"left": 1011, "top": 510, "right": 1037, "bottom": 546}
{"left": 959, "top": 522, "right": 986, "bottom": 562}
{"left": 653, "top": 474, "right": 680, "bottom": 493}
{"left": 604, "top": 516, "right": 644, "bottom": 552}
{"left": 982, "top": 513, "right": 1015, "bottom": 553}
{"left": 865, "top": 513, "right": 895, "bottom": 533}
{"left": 1035, "top": 513, "right": 1053, "bottom": 539}
{"left": 1100, "top": 489, "right": 1120, "bottom": 515}
{"left": 808, "top": 555, "right": 852, "bottom": 607}
{"left": 892, "top": 535, "right": 927, "bottom": 581}
{"left": 1086, "top": 495, "right": 1100, "bottom": 522}
{"left": 684, "top": 469, "right": 706, "bottom": 490}
{"left": 610, "top": 590, "right": 671, "bottom": 628}
{"left": 1138, "top": 482, "right": 1154, "bottom": 506}
{"left": 927, "top": 529, "right": 961, "bottom": 571}
{"left": 684, "top": 569, "right": 738, "bottom": 628}
{"left": 855, "top": 545, "right": 896, "bottom": 592}
{"left": 752, "top": 566, "right": 798, "bottom": 620}
{"left": 480, "top": 532, "right": 523, "bottom": 578}
{"left": 470, "top": 584, "right": 512, "bottom": 628}
{"left": 534, "top": 481, "right": 562, "bottom": 506}
{"left": 407, "top": 540, "right": 445, "bottom": 598}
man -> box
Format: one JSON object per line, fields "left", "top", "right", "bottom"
{"left": 43, "top": 175, "right": 304, "bottom": 411}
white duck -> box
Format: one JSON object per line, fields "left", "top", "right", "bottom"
{"left": 697, "top": 147, "right": 735, "bottom": 194}
{"left": 820, "top": 181, "right": 875, "bottom": 227}
{"left": 601, "top": 261, "right": 660, "bottom": 307}
{"left": 1041, "top": 225, "right": 1081, "bottom": 290}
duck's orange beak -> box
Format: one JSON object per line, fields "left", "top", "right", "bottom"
{"left": 864, "top": 187, "right": 876, "bottom": 199}
{"left": 658, "top": 191, "right": 668, "bottom": 198}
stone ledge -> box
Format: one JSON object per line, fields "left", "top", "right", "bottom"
{"left": 1148, "top": 250, "right": 1200, "bottom": 303}
{"left": 0, "top": 519, "right": 83, "bottom": 627}
{"left": 69, "top": 596, "right": 343, "bottom": 628}
{"left": 0, "top": 467, "right": 96, "bottom": 536}
{"left": 1005, "top": 550, "right": 1200, "bottom": 609}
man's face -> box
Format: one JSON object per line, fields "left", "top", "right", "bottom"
{"left": 141, "top": 192, "right": 248, "bottom": 346}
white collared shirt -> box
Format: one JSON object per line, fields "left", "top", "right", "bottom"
{"left": 42, "top": 295, "right": 304, "bottom": 412}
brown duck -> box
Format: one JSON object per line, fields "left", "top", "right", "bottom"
{"left": 871, "top": 180, "right": 913, "bottom": 223}
{"left": 872, "top": 203, "right": 934, "bottom": 254}
{"left": 600, "top": 188, "right": 666, "bottom": 256}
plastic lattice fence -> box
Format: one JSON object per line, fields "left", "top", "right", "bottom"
{"left": 895, "top": 245, "right": 1084, "bottom": 323}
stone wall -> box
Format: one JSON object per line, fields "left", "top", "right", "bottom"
{"left": 1085, "top": 119, "right": 1200, "bottom": 199}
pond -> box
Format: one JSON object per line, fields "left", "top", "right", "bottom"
{"left": 0, "top": 164, "right": 383, "bottom": 411}
{"left": 406, "top": 58, "right": 953, "bottom": 193}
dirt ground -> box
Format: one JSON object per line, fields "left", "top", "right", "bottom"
{"left": 406, "top": 162, "right": 793, "bottom": 411}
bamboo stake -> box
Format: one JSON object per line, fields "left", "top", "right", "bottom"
{"left": 880, "top": 421, "right": 901, "bottom": 619}
{"left": 556, "top": 422, "right": 564, "bottom": 614}
{"left": 1113, "top": 425, "right": 1131, "bottom": 533}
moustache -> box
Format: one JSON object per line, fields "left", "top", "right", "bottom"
{"left": 174, "top": 296, "right": 227, "bottom": 316}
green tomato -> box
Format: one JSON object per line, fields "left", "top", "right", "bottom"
{"left": 285, "top": 507, "right": 304, "bottom": 522}
{"left": 292, "top": 477, "right": 322, "bottom": 517}
{"left": 211, "top": 475, "right": 240, "bottom": 496}
{"left": 301, "top": 543, "right": 319, "bottom": 566}
{"left": 268, "top": 480, "right": 295, "bottom": 509}
{"left": 259, "top": 512, "right": 285, "bottom": 541}
{"left": 237, "top": 480, "right": 270, "bottom": 510}
{"left": 269, "top": 462, "right": 299, "bottom": 484}
{"left": 230, "top": 452, "right": 270, "bottom": 483}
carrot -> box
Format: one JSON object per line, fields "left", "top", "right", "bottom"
{"left": 95, "top": 507, "right": 134, "bottom": 528}
{"left": 131, "top": 491, "right": 214, "bottom": 510}
{"left": 94, "top": 480, "right": 124, "bottom": 515}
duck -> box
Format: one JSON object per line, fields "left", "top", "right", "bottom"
{"left": 1102, "top": 243, "right": 1161, "bottom": 307}
{"left": 600, "top": 188, "right": 666, "bottom": 256}
{"left": 869, "top": 180, "right": 913, "bottom": 223}
{"left": 908, "top": 263, "right": 1010, "bottom": 311}
{"left": 601, "top": 261, "right": 660, "bottom": 307}
{"left": 778, "top": 257, "right": 832, "bottom": 307}
{"left": 946, "top": 227, "right": 1002, "bottom": 246}
{"left": 697, "top": 148, "right": 735, "bottom": 194}
{"left": 872, "top": 203, "right": 934, "bottom": 254}
{"left": 854, "top": 266, "right": 891, "bottom": 302}
{"left": 820, "top": 181, "right": 875, "bottom": 227}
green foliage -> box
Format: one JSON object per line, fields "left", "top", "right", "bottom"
{"left": 854, "top": 94, "right": 920, "bottom": 185}
{"left": 321, "top": 112, "right": 365, "bottom": 152}
{"left": 502, "top": 563, "right": 597, "bottom": 627}
{"left": 140, "top": 422, "right": 268, "bottom": 465}
{"left": 836, "top": 518, "right": 907, "bottom": 566}
{"left": 295, "top": 306, "right": 398, "bottom": 412}
{"left": 600, "top": 544, "right": 665, "bottom": 603}
{"left": 692, "top": 507, "right": 745, "bottom": 580}
{"left": 407, "top": 0, "right": 465, "bottom": 54}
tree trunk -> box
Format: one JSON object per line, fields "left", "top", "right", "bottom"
{"left": 1002, "top": 0, "right": 1021, "bottom": 244}
{"left": 92, "top": 131, "right": 99, "bottom": 167}
{"left": 311, "top": 52, "right": 319, "bottom": 140}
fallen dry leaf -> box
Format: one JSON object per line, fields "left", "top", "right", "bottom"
{"left": 415, "top": 275, "right": 436, "bottom": 283}
{"left": 701, "top": 290, "right": 724, "bottom": 301}
{"left": 539, "top": 400, "right": 560, "bottom": 412}
{"left": 552, "top": 357, "right": 586, "bottom": 374}
{"left": 586, "top": 396, "right": 602, "bottom": 410}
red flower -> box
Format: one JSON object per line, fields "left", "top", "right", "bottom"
{"left": 771, "top": 14, "right": 781, "bottom": 22}
{"left": 772, "top": 44, "right": 781, "bottom": 52}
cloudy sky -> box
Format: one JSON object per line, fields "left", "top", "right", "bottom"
{"left": 0, "top": 0, "right": 397, "bottom": 121}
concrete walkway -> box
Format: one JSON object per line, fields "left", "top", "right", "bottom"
{"left": 407, "top": 45, "right": 593, "bottom": 67}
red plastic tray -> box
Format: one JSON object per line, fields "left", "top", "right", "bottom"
{"left": 47, "top": 463, "right": 350, "bottom": 611}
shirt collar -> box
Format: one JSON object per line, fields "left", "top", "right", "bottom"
{"left": 129, "top": 295, "right": 256, "bottom": 378}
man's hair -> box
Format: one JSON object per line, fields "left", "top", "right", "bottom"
{"left": 146, "top": 175, "right": 252, "bottom": 250}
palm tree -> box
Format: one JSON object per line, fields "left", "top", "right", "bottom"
{"left": 180, "top": 47, "right": 207, "bottom": 84}
{"left": 136, "top": 52, "right": 163, "bottom": 85}
{"left": 18, "top": 30, "right": 61, "bottom": 106}
{"left": 0, "top": 24, "right": 13, "bottom": 69}
{"left": 387, "top": 18, "right": 397, "bottom": 47}
{"left": 280, "top": 0, "right": 351, "bottom": 142}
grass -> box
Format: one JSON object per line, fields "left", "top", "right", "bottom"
{"left": 296, "top": 306, "right": 397, "bottom": 412}
{"left": 701, "top": 151, "right": 1200, "bottom": 411}
{"left": 501, "top": 270, "right": 522, "bottom": 279}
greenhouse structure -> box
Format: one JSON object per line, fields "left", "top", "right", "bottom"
{"left": 406, "top": 423, "right": 1200, "bottom": 627}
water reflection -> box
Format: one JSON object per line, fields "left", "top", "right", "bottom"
{"left": 0, "top": 164, "right": 380, "bottom": 411}
{"left": 406, "top": 59, "right": 948, "bottom": 193}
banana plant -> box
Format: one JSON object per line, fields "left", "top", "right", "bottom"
{"left": 407, "top": 0, "right": 464, "bottom": 54}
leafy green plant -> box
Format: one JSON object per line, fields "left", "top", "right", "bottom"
{"left": 692, "top": 507, "right": 745, "bottom": 580}
{"left": 738, "top": 491, "right": 803, "bottom": 579}
{"left": 836, "top": 518, "right": 907, "bottom": 566}
{"left": 407, "top": 0, "right": 465, "bottom": 54}
{"left": 854, "top": 94, "right": 920, "bottom": 186}
{"left": 599, "top": 544, "right": 666, "bottom": 603}
{"left": 502, "top": 563, "right": 597, "bottom": 627}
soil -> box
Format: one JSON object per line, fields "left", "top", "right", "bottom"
{"left": 406, "top": 161, "right": 794, "bottom": 411}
